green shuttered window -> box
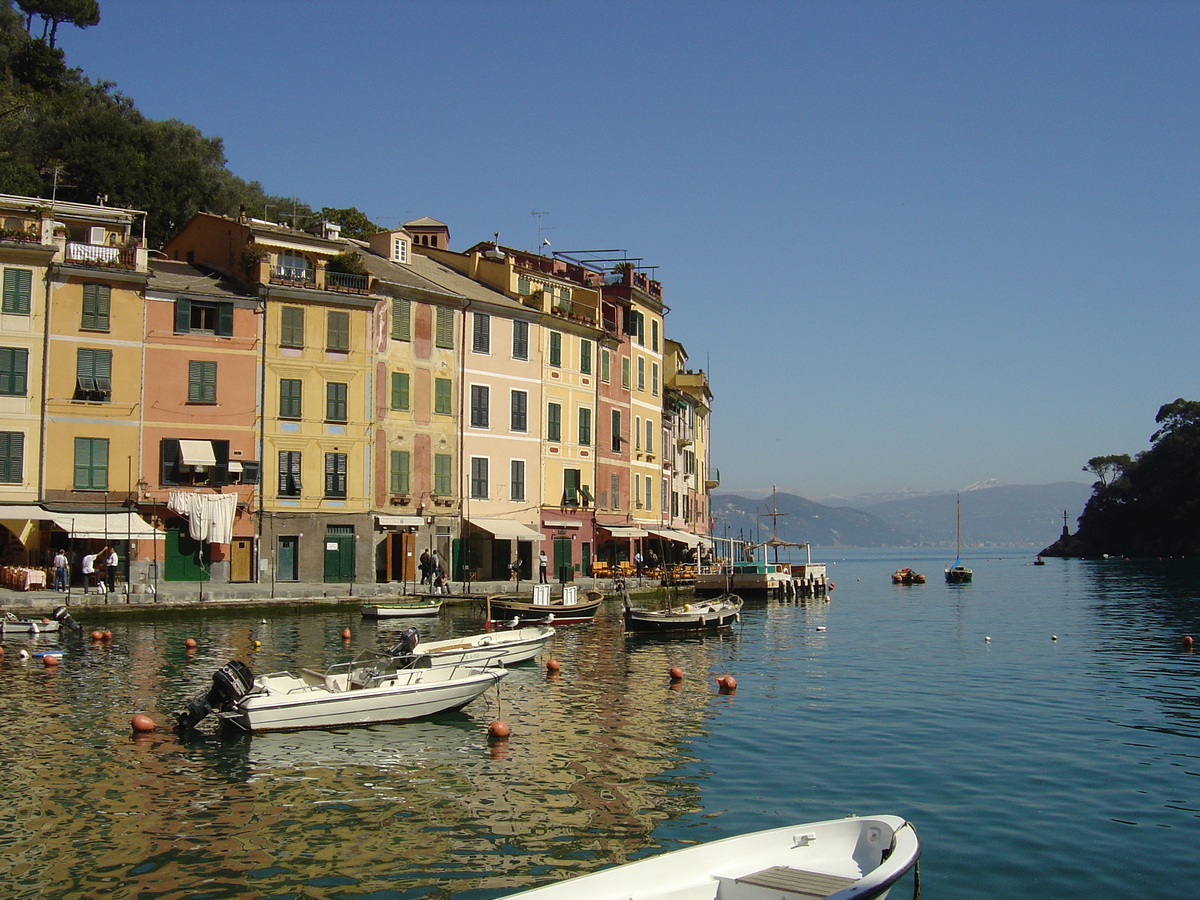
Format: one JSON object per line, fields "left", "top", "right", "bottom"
{"left": 74, "top": 437, "right": 108, "bottom": 490}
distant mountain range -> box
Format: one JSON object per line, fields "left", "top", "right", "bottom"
{"left": 712, "top": 482, "right": 1093, "bottom": 548}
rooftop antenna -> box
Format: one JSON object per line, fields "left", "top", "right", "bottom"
{"left": 532, "top": 210, "right": 555, "bottom": 254}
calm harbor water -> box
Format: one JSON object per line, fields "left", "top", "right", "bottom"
{"left": 1, "top": 547, "right": 1198, "bottom": 899}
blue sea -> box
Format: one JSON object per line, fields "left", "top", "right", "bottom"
{"left": 1, "top": 547, "right": 1197, "bottom": 899}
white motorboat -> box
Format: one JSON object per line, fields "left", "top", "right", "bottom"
{"left": 496, "top": 814, "right": 920, "bottom": 900}
{"left": 1, "top": 607, "right": 80, "bottom": 634}
{"left": 402, "top": 624, "right": 555, "bottom": 667}
{"left": 176, "top": 648, "right": 505, "bottom": 733}
{"left": 360, "top": 598, "right": 444, "bottom": 618}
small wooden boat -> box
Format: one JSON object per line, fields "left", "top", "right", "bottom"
{"left": 486, "top": 584, "right": 602, "bottom": 624}
{"left": 495, "top": 814, "right": 920, "bottom": 900}
{"left": 176, "top": 653, "right": 505, "bottom": 733}
{"left": 397, "top": 624, "right": 556, "bottom": 668}
{"left": 892, "top": 568, "right": 926, "bottom": 585}
{"left": 361, "top": 598, "right": 444, "bottom": 618}
{"left": 624, "top": 593, "right": 743, "bottom": 633}
{"left": 1, "top": 606, "right": 80, "bottom": 634}
{"left": 1033, "top": 555, "right": 1046, "bottom": 566}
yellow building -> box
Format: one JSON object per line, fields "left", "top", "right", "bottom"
{"left": 664, "top": 338, "right": 715, "bottom": 542}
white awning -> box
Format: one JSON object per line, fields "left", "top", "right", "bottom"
{"left": 467, "top": 518, "right": 544, "bottom": 542}
{"left": 599, "top": 525, "right": 648, "bottom": 538}
{"left": 375, "top": 515, "right": 422, "bottom": 530}
{"left": 649, "top": 528, "right": 704, "bottom": 548}
{"left": 542, "top": 519, "right": 581, "bottom": 528}
{"left": 0, "top": 505, "right": 56, "bottom": 521}
{"left": 51, "top": 513, "right": 160, "bottom": 539}
{"left": 179, "top": 440, "right": 217, "bottom": 466}
{"left": 227, "top": 460, "right": 243, "bottom": 473}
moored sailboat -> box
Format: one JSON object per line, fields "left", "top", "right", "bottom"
{"left": 945, "top": 494, "right": 973, "bottom": 583}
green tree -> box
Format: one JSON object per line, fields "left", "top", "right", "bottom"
{"left": 17, "top": 0, "right": 98, "bottom": 47}
{"left": 319, "top": 206, "right": 381, "bottom": 240}
{"left": 1082, "top": 454, "right": 1132, "bottom": 488}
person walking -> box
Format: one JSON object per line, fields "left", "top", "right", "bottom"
{"left": 419, "top": 549, "right": 431, "bottom": 584}
{"left": 52, "top": 550, "right": 69, "bottom": 591}
{"left": 81, "top": 552, "right": 97, "bottom": 594}
{"left": 538, "top": 550, "right": 548, "bottom": 584}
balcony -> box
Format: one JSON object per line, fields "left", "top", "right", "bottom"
{"left": 324, "top": 270, "right": 369, "bottom": 294}
{"left": 65, "top": 242, "right": 139, "bottom": 270}
{"left": 705, "top": 467, "right": 721, "bottom": 490}
{"left": 270, "top": 264, "right": 315, "bottom": 287}
{"left": 548, "top": 298, "right": 597, "bottom": 325}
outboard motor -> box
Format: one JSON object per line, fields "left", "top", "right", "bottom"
{"left": 51, "top": 606, "right": 82, "bottom": 632}
{"left": 176, "top": 660, "right": 255, "bottom": 729}
{"left": 385, "top": 626, "right": 419, "bottom": 658}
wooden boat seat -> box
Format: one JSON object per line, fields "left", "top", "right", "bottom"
{"left": 733, "top": 865, "right": 856, "bottom": 899}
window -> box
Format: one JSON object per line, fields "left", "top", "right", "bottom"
{"left": 652, "top": 319, "right": 659, "bottom": 352}
{"left": 280, "top": 306, "right": 304, "bottom": 347}
{"left": 512, "top": 320, "right": 529, "bottom": 360}
{"left": 276, "top": 251, "right": 312, "bottom": 282}
{"left": 672, "top": 490, "right": 680, "bottom": 518}
{"left": 601, "top": 348, "right": 610, "bottom": 383}
{"left": 645, "top": 476, "right": 653, "bottom": 511}
{"left": 651, "top": 362, "right": 659, "bottom": 396}
{"left": 580, "top": 339, "right": 592, "bottom": 374}
{"left": 578, "top": 407, "right": 592, "bottom": 446}
{"left": 160, "top": 438, "right": 232, "bottom": 487}
{"left": 187, "top": 360, "right": 217, "bottom": 404}
{"left": 391, "top": 298, "right": 411, "bottom": 341}
{"left": 547, "top": 402, "right": 561, "bottom": 442}
{"left": 74, "top": 437, "right": 108, "bottom": 490}
{"left": 0, "top": 431, "right": 23, "bottom": 483}
{"left": 278, "top": 450, "right": 302, "bottom": 496}
{"left": 637, "top": 356, "right": 645, "bottom": 392}
{"left": 326, "top": 310, "right": 350, "bottom": 351}
{"left": 279, "top": 378, "right": 302, "bottom": 419}
{"left": 392, "top": 237, "right": 408, "bottom": 264}
{"left": 518, "top": 275, "right": 531, "bottom": 295}
{"left": 2, "top": 268, "right": 32, "bottom": 314}
{"left": 611, "top": 473, "right": 620, "bottom": 509}
{"left": 611, "top": 409, "right": 622, "bottom": 453}
{"left": 472, "top": 312, "right": 490, "bottom": 353}
{"left": 390, "top": 372, "right": 410, "bottom": 411}
{"left": 510, "top": 459, "right": 525, "bottom": 502}
{"left": 510, "top": 390, "right": 528, "bottom": 432}
{"left": 81, "top": 283, "right": 110, "bottom": 331}
{"left": 390, "top": 450, "right": 410, "bottom": 494}
{"left": 175, "top": 298, "right": 233, "bottom": 335}
{"left": 634, "top": 473, "right": 641, "bottom": 507}
{"left": 326, "top": 382, "right": 348, "bottom": 422}
{"left": 562, "top": 468, "right": 581, "bottom": 506}
{"left": 435, "top": 306, "right": 454, "bottom": 348}
{"left": 645, "top": 418, "right": 654, "bottom": 454}
{"left": 549, "top": 331, "right": 561, "bottom": 367}
{"left": 635, "top": 416, "right": 641, "bottom": 450}
{"left": 0, "top": 347, "right": 28, "bottom": 396}
{"left": 622, "top": 356, "right": 631, "bottom": 389}
{"left": 75, "top": 348, "right": 112, "bottom": 401}
{"left": 434, "top": 453, "right": 452, "bottom": 496}
{"left": 434, "top": 378, "right": 452, "bottom": 415}
{"left": 470, "top": 457, "right": 489, "bottom": 499}
{"left": 324, "top": 452, "right": 347, "bottom": 498}
{"left": 470, "top": 384, "right": 490, "bottom": 428}
{"left": 634, "top": 311, "right": 645, "bottom": 345}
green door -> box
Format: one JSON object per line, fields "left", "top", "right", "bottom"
{"left": 164, "top": 528, "right": 210, "bottom": 581}
{"left": 553, "top": 537, "right": 573, "bottom": 582}
{"left": 581, "top": 541, "right": 591, "bottom": 576}
{"left": 323, "top": 526, "right": 356, "bottom": 583}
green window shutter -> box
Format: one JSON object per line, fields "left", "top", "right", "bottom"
{"left": 547, "top": 402, "right": 561, "bottom": 442}
{"left": 0, "top": 430, "right": 24, "bottom": 483}
{"left": 82, "top": 283, "right": 110, "bottom": 330}
{"left": 391, "top": 298, "right": 411, "bottom": 341}
{"left": 601, "top": 349, "right": 610, "bottom": 382}
{"left": 579, "top": 407, "right": 591, "bottom": 446}
{"left": 390, "top": 372, "right": 410, "bottom": 411}
{"left": 3, "top": 268, "right": 32, "bottom": 314}
{"left": 549, "top": 331, "right": 561, "bottom": 367}
{"left": 74, "top": 437, "right": 108, "bottom": 489}
{"left": 175, "top": 298, "right": 191, "bottom": 333}
{"left": 217, "top": 302, "right": 234, "bottom": 336}
{"left": 0, "top": 347, "right": 28, "bottom": 396}
{"left": 188, "top": 360, "right": 217, "bottom": 403}
{"left": 327, "top": 310, "right": 350, "bottom": 351}
{"left": 434, "top": 453, "right": 452, "bottom": 495}
{"left": 390, "top": 450, "right": 410, "bottom": 494}
{"left": 279, "top": 379, "right": 302, "bottom": 418}
{"left": 435, "top": 306, "right": 454, "bottom": 348}
{"left": 326, "top": 382, "right": 347, "bottom": 421}
{"left": 622, "top": 356, "right": 631, "bottom": 389}
{"left": 281, "top": 306, "right": 304, "bottom": 347}
{"left": 434, "top": 378, "right": 452, "bottom": 415}
{"left": 580, "top": 339, "right": 592, "bottom": 374}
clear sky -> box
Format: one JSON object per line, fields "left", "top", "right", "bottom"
{"left": 54, "top": 0, "right": 1198, "bottom": 499}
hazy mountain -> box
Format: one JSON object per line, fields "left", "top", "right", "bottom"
{"left": 713, "top": 482, "right": 1094, "bottom": 548}
{"left": 862, "top": 482, "right": 1093, "bottom": 546}
{"left": 711, "top": 492, "right": 914, "bottom": 549}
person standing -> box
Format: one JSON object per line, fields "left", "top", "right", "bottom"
{"left": 419, "top": 549, "right": 431, "bottom": 584}
{"left": 634, "top": 550, "right": 644, "bottom": 576}
{"left": 52, "top": 550, "right": 69, "bottom": 591}
{"left": 538, "top": 549, "right": 548, "bottom": 584}
{"left": 104, "top": 546, "right": 118, "bottom": 593}
{"left": 81, "top": 552, "right": 97, "bottom": 594}
{"left": 430, "top": 549, "right": 440, "bottom": 583}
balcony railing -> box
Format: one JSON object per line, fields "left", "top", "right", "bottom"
{"left": 271, "top": 264, "right": 315, "bottom": 285}
{"left": 324, "top": 270, "right": 369, "bottom": 293}
{"left": 65, "top": 242, "right": 137, "bottom": 270}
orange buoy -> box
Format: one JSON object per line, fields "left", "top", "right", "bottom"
{"left": 545, "top": 658, "right": 560, "bottom": 672}
{"left": 184, "top": 638, "right": 197, "bottom": 649}
{"left": 342, "top": 627, "right": 352, "bottom": 639}
{"left": 0, "top": 646, "right": 4, "bottom": 658}
{"left": 488, "top": 720, "right": 510, "bottom": 739}
{"left": 131, "top": 714, "right": 157, "bottom": 733}
{"left": 102, "top": 630, "right": 112, "bottom": 641}
{"left": 669, "top": 666, "right": 684, "bottom": 680}
{"left": 43, "top": 654, "right": 59, "bottom": 667}
{"left": 1183, "top": 635, "right": 1194, "bottom": 648}
{"left": 722, "top": 675, "right": 737, "bottom": 690}
{"left": 90, "top": 630, "right": 103, "bottom": 641}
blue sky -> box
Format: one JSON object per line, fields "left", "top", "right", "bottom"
{"left": 55, "top": 1, "right": 1198, "bottom": 500}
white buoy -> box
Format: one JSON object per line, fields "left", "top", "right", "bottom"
{"left": 18, "top": 648, "right": 30, "bottom": 659}
{"left": 984, "top": 636, "right": 991, "bottom": 642}
{"left": 816, "top": 626, "right": 827, "bottom": 632}
{"left": 1052, "top": 635, "right": 1058, "bottom": 641}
